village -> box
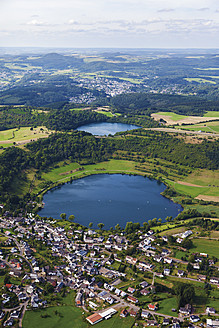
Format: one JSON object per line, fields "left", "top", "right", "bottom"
{"left": 0, "top": 212, "right": 218, "bottom": 328}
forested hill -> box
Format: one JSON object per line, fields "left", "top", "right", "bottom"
{"left": 110, "top": 93, "right": 219, "bottom": 115}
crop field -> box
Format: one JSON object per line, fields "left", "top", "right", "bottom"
{"left": 0, "top": 126, "right": 53, "bottom": 146}
{"left": 151, "top": 111, "right": 219, "bottom": 126}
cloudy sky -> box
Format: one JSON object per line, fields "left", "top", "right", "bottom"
{"left": 0, "top": 0, "right": 219, "bottom": 48}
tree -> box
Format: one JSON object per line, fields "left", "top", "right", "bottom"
{"left": 182, "top": 238, "right": 193, "bottom": 249}
{"left": 143, "top": 222, "right": 148, "bottom": 231}
{"left": 68, "top": 214, "right": 75, "bottom": 222}
{"left": 60, "top": 213, "right": 66, "bottom": 220}
{"left": 89, "top": 222, "right": 93, "bottom": 229}
{"left": 97, "top": 223, "right": 104, "bottom": 231}
{"left": 115, "top": 223, "right": 121, "bottom": 232}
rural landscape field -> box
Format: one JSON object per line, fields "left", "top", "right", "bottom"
{"left": 0, "top": 48, "right": 218, "bottom": 328}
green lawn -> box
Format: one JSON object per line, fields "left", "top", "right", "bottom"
{"left": 23, "top": 306, "right": 86, "bottom": 328}
{"left": 157, "top": 297, "right": 178, "bottom": 317}
{"left": 23, "top": 307, "right": 134, "bottom": 328}
{"left": 192, "top": 238, "right": 219, "bottom": 257}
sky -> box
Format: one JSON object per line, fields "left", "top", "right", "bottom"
{"left": 0, "top": 0, "right": 219, "bottom": 48}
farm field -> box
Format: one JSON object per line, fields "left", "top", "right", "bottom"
{"left": 184, "top": 78, "right": 216, "bottom": 84}
{"left": 180, "top": 121, "right": 219, "bottom": 134}
{"left": 204, "top": 111, "right": 219, "bottom": 117}
{"left": 151, "top": 111, "right": 219, "bottom": 126}
{"left": 192, "top": 238, "right": 219, "bottom": 257}
{"left": 0, "top": 126, "right": 53, "bottom": 146}
{"left": 166, "top": 179, "right": 219, "bottom": 200}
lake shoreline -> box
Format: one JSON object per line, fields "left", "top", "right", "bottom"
{"left": 38, "top": 173, "right": 183, "bottom": 228}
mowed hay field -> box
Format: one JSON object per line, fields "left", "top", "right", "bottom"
{"left": 0, "top": 126, "right": 53, "bottom": 146}
{"left": 166, "top": 168, "right": 219, "bottom": 201}
{"left": 151, "top": 111, "right": 219, "bottom": 126}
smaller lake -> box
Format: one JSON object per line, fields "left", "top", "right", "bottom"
{"left": 39, "top": 174, "right": 183, "bottom": 229}
{"left": 77, "top": 122, "right": 140, "bottom": 136}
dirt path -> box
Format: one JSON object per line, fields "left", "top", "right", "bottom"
{"left": 195, "top": 195, "right": 219, "bottom": 202}
{"left": 177, "top": 181, "right": 205, "bottom": 187}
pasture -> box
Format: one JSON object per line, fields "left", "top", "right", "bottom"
{"left": 0, "top": 126, "right": 52, "bottom": 146}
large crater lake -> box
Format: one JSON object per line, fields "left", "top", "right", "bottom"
{"left": 39, "top": 174, "right": 183, "bottom": 228}
{"left": 77, "top": 122, "right": 140, "bottom": 136}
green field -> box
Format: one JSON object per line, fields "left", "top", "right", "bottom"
{"left": 155, "top": 112, "right": 187, "bottom": 121}
{"left": 192, "top": 238, "right": 219, "bottom": 257}
{"left": 184, "top": 78, "right": 216, "bottom": 84}
{"left": 23, "top": 306, "right": 86, "bottom": 328}
{"left": 0, "top": 126, "right": 52, "bottom": 145}
{"left": 157, "top": 297, "right": 178, "bottom": 316}
{"left": 204, "top": 111, "right": 219, "bottom": 117}
{"left": 180, "top": 121, "right": 219, "bottom": 133}
{"left": 23, "top": 308, "right": 134, "bottom": 328}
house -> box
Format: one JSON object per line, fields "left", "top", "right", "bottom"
{"left": 126, "top": 256, "right": 137, "bottom": 265}
{"left": 164, "top": 258, "right": 173, "bottom": 264}
{"left": 120, "top": 309, "right": 128, "bottom": 317}
{"left": 190, "top": 315, "right": 200, "bottom": 323}
{"left": 129, "top": 309, "right": 137, "bottom": 317}
{"left": 114, "top": 288, "right": 121, "bottom": 296}
{"left": 164, "top": 268, "right": 170, "bottom": 275}
{"left": 206, "top": 319, "right": 219, "bottom": 328}
{"left": 141, "top": 310, "right": 150, "bottom": 319}
{"left": 198, "top": 275, "right": 206, "bottom": 281}
{"left": 177, "top": 270, "right": 184, "bottom": 277}
{"left": 140, "top": 288, "right": 150, "bottom": 296}
{"left": 75, "top": 292, "right": 83, "bottom": 306}
{"left": 163, "top": 319, "right": 170, "bottom": 325}
{"left": 210, "top": 277, "right": 219, "bottom": 285}
{"left": 86, "top": 313, "right": 103, "bottom": 325}
{"left": 127, "top": 295, "right": 138, "bottom": 303}
{"left": 179, "top": 304, "right": 192, "bottom": 315}
{"left": 140, "top": 281, "right": 149, "bottom": 288}
{"left": 147, "top": 320, "right": 157, "bottom": 326}
{"left": 127, "top": 287, "right": 135, "bottom": 294}
{"left": 206, "top": 307, "right": 216, "bottom": 315}
{"left": 193, "top": 263, "right": 200, "bottom": 270}
{"left": 148, "top": 304, "right": 157, "bottom": 311}
{"left": 120, "top": 291, "right": 127, "bottom": 298}
{"left": 182, "top": 230, "right": 193, "bottom": 239}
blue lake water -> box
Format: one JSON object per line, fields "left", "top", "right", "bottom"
{"left": 77, "top": 122, "right": 140, "bottom": 136}
{"left": 39, "top": 174, "right": 183, "bottom": 229}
